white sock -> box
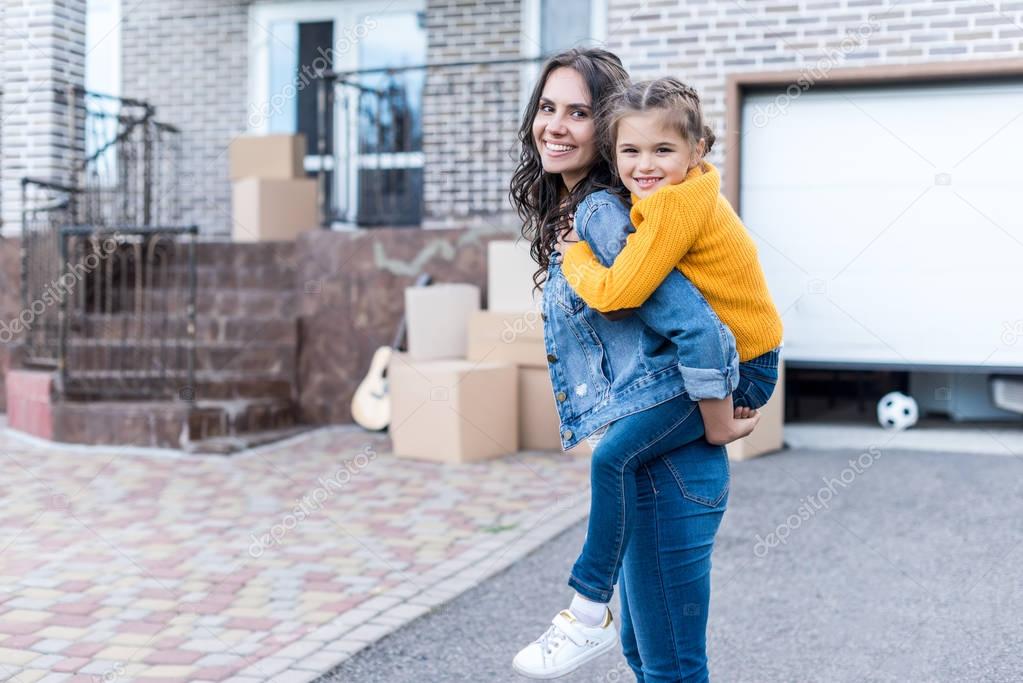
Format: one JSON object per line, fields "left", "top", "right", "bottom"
{"left": 570, "top": 593, "right": 608, "bottom": 627}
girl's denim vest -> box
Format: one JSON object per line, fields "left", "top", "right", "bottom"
{"left": 541, "top": 191, "right": 739, "bottom": 450}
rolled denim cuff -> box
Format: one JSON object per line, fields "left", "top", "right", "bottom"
{"left": 679, "top": 356, "right": 740, "bottom": 401}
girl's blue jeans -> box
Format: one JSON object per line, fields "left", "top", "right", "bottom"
{"left": 568, "top": 348, "right": 779, "bottom": 604}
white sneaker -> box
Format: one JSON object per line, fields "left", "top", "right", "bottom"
{"left": 512, "top": 608, "right": 618, "bottom": 679}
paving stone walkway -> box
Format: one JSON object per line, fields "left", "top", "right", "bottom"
{"left": 0, "top": 425, "right": 593, "bottom": 682}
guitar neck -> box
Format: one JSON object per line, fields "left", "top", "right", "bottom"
{"left": 391, "top": 272, "right": 432, "bottom": 351}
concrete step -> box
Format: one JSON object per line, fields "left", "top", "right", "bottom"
{"left": 69, "top": 314, "right": 297, "bottom": 345}
{"left": 62, "top": 370, "right": 296, "bottom": 401}
{"left": 185, "top": 425, "right": 312, "bottom": 455}
{"left": 15, "top": 392, "right": 302, "bottom": 450}
{"left": 66, "top": 339, "right": 296, "bottom": 376}
{"left": 187, "top": 398, "right": 298, "bottom": 442}
{"left": 64, "top": 288, "right": 297, "bottom": 317}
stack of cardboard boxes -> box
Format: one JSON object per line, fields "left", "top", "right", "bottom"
{"left": 387, "top": 238, "right": 784, "bottom": 464}
{"left": 229, "top": 134, "right": 318, "bottom": 242}
{"left": 389, "top": 240, "right": 580, "bottom": 463}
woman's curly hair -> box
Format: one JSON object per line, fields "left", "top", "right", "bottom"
{"left": 508, "top": 48, "right": 630, "bottom": 290}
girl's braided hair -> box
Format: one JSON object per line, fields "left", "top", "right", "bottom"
{"left": 598, "top": 77, "right": 715, "bottom": 172}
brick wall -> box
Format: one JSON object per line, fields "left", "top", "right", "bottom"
{"left": 120, "top": 0, "right": 249, "bottom": 238}
{"left": 421, "top": 0, "right": 526, "bottom": 231}
{"left": 0, "top": 0, "right": 87, "bottom": 236}
{"left": 116, "top": 0, "right": 529, "bottom": 235}
{"left": 295, "top": 226, "right": 515, "bottom": 424}
{"left": 605, "top": 0, "right": 1023, "bottom": 188}
{"left": 0, "top": 238, "right": 22, "bottom": 412}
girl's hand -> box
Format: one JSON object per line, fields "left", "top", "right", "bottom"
{"left": 705, "top": 411, "right": 760, "bottom": 446}
{"left": 554, "top": 215, "right": 579, "bottom": 257}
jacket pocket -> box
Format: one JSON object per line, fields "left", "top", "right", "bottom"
{"left": 554, "top": 272, "right": 586, "bottom": 315}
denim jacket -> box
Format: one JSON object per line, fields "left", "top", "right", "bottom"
{"left": 542, "top": 190, "right": 739, "bottom": 450}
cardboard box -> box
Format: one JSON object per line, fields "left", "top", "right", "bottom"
{"left": 517, "top": 367, "right": 595, "bottom": 456}
{"left": 488, "top": 240, "right": 542, "bottom": 312}
{"left": 727, "top": 362, "right": 785, "bottom": 461}
{"left": 229, "top": 133, "right": 306, "bottom": 180}
{"left": 231, "top": 178, "right": 318, "bottom": 242}
{"left": 466, "top": 310, "right": 546, "bottom": 368}
{"left": 388, "top": 353, "right": 518, "bottom": 463}
{"left": 519, "top": 367, "right": 562, "bottom": 451}
{"left": 405, "top": 284, "right": 480, "bottom": 360}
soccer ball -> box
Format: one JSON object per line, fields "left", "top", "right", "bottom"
{"left": 877, "top": 391, "right": 919, "bottom": 431}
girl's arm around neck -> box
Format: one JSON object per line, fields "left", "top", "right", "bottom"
{"left": 562, "top": 184, "right": 701, "bottom": 312}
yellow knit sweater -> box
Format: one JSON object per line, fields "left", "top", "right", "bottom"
{"left": 562, "top": 161, "right": 783, "bottom": 362}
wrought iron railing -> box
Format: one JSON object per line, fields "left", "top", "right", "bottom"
{"left": 19, "top": 85, "right": 192, "bottom": 402}
{"left": 72, "top": 87, "right": 183, "bottom": 228}
{"left": 57, "top": 225, "right": 197, "bottom": 400}
{"left": 19, "top": 178, "right": 78, "bottom": 366}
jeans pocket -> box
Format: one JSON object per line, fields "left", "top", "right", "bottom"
{"left": 663, "top": 445, "right": 730, "bottom": 508}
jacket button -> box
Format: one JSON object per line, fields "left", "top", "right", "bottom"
{"left": 547, "top": 353, "right": 557, "bottom": 363}
{"left": 556, "top": 391, "right": 567, "bottom": 402}
{"left": 563, "top": 430, "right": 573, "bottom": 440}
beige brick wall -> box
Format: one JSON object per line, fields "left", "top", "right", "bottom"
{"left": 121, "top": 0, "right": 250, "bottom": 238}
{"left": 0, "top": 0, "right": 87, "bottom": 235}
{"left": 605, "top": 0, "right": 1023, "bottom": 187}
{"left": 421, "top": 0, "right": 526, "bottom": 231}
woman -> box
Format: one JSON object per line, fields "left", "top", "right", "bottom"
{"left": 509, "top": 48, "right": 733, "bottom": 682}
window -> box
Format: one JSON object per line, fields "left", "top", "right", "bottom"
{"left": 249, "top": 1, "right": 426, "bottom": 228}
{"left": 520, "top": 0, "right": 607, "bottom": 109}
{"left": 540, "top": 0, "right": 602, "bottom": 54}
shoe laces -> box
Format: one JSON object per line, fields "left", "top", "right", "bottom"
{"left": 536, "top": 623, "right": 568, "bottom": 656}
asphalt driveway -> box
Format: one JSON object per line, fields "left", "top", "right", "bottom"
{"left": 319, "top": 444, "right": 1023, "bottom": 682}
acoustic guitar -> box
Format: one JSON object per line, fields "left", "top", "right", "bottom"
{"left": 351, "top": 273, "right": 432, "bottom": 430}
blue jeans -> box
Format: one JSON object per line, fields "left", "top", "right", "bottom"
{"left": 568, "top": 348, "right": 778, "bottom": 604}
{"left": 569, "top": 392, "right": 706, "bottom": 603}
{"left": 732, "top": 347, "right": 782, "bottom": 411}
{"left": 618, "top": 439, "right": 729, "bottom": 683}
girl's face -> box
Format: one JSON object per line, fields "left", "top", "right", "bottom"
{"left": 532, "top": 67, "right": 597, "bottom": 192}
{"left": 615, "top": 111, "right": 703, "bottom": 199}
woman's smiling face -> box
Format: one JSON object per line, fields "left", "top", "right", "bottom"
{"left": 532, "top": 67, "right": 597, "bottom": 191}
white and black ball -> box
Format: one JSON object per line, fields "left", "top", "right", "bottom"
{"left": 877, "top": 391, "right": 919, "bottom": 431}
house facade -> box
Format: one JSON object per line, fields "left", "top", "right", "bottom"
{"left": 1, "top": 0, "right": 1021, "bottom": 435}
{"left": 2, "top": 0, "right": 1021, "bottom": 237}
{"left": 119, "top": 0, "right": 1023, "bottom": 238}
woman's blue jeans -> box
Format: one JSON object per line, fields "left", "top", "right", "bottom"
{"left": 617, "top": 438, "right": 729, "bottom": 683}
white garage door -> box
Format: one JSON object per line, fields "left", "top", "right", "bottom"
{"left": 740, "top": 81, "right": 1023, "bottom": 370}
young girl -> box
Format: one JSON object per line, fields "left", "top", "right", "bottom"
{"left": 513, "top": 53, "right": 750, "bottom": 682}
{"left": 514, "top": 75, "right": 782, "bottom": 680}
{"left": 562, "top": 77, "right": 784, "bottom": 444}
